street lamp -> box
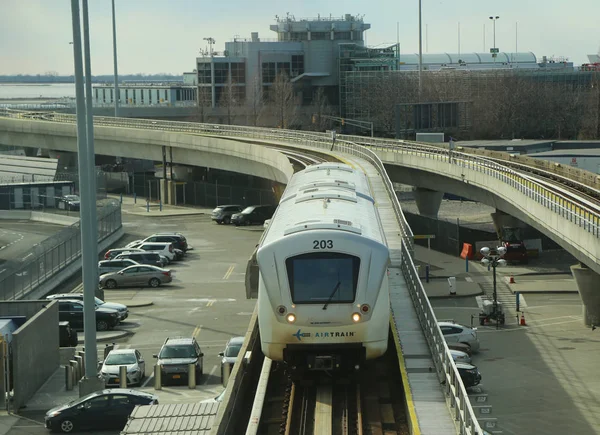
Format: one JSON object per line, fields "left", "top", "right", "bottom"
{"left": 418, "top": 0, "right": 423, "bottom": 97}
{"left": 478, "top": 245, "right": 507, "bottom": 326}
{"left": 489, "top": 16, "right": 500, "bottom": 64}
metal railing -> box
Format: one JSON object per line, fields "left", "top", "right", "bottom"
{"left": 4, "top": 108, "right": 600, "bottom": 434}
{"left": 0, "top": 200, "right": 122, "bottom": 300}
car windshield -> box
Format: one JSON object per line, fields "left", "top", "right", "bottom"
{"left": 241, "top": 207, "right": 255, "bottom": 214}
{"left": 64, "top": 195, "right": 79, "bottom": 201}
{"left": 225, "top": 343, "right": 242, "bottom": 358}
{"left": 105, "top": 353, "right": 136, "bottom": 365}
{"left": 159, "top": 344, "right": 196, "bottom": 358}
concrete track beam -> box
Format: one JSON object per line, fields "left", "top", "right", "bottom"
{"left": 571, "top": 264, "right": 600, "bottom": 327}
{"left": 413, "top": 187, "right": 444, "bottom": 218}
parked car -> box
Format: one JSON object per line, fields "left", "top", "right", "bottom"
{"left": 231, "top": 205, "right": 276, "bottom": 226}
{"left": 153, "top": 232, "right": 191, "bottom": 250}
{"left": 100, "top": 349, "right": 146, "bottom": 387}
{"left": 447, "top": 342, "right": 473, "bottom": 356}
{"left": 114, "top": 251, "right": 167, "bottom": 268}
{"left": 438, "top": 321, "right": 480, "bottom": 352}
{"left": 44, "top": 389, "right": 158, "bottom": 433}
{"left": 449, "top": 349, "right": 471, "bottom": 364}
{"left": 47, "top": 294, "right": 129, "bottom": 321}
{"left": 58, "top": 321, "right": 78, "bottom": 347}
{"left": 57, "top": 300, "right": 120, "bottom": 331}
{"left": 126, "top": 242, "right": 176, "bottom": 263}
{"left": 153, "top": 337, "right": 204, "bottom": 385}
{"left": 57, "top": 194, "right": 80, "bottom": 211}
{"left": 98, "top": 258, "right": 139, "bottom": 275}
{"left": 218, "top": 336, "right": 244, "bottom": 380}
{"left": 99, "top": 265, "right": 172, "bottom": 289}
{"left": 456, "top": 362, "right": 482, "bottom": 388}
{"left": 142, "top": 233, "right": 189, "bottom": 252}
{"left": 104, "top": 247, "right": 144, "bottom": 260}
{"left": 211, "top": 204, "right": 243, "bottom": 224}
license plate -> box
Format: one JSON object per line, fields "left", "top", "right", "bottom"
{"left": 172, "top": 374, "right": 181, "bottom": 379}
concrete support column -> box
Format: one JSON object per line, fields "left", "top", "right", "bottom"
{"left": 413, "top": 188, "right": 443, "bottom": 218}
{"left": 168, "top": 180, "right": 176, "bottom": 205}
{"left": 571, "top": 264, "right": 600, "bottom": 327}
{"left": 160, "top": 179, "right": 169, "bottom": 205}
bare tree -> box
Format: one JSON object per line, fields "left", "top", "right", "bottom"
{"left": 248, "top": 76, "right": 265, "bottom": 126}
{"left": 195, "top": 86, "right": 212, "bottom": 123}
{"left": 310, "top": 87, "right": 334, "bottom": 131}
{"left": 269, "top": 71, "right": 297, "bottom": 128}
{"left": 218, "top": 73, "right": 239, "bottom": 125}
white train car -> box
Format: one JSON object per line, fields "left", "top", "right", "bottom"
{"left": 257, "top": 163, "right": 390, "bottom": 374}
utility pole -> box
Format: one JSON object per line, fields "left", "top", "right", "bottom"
{"left": 418, "top": 0, "right": 423, "bottom": 97}
{"left": 111, "top": 0, "right": 119, "bottom": 117}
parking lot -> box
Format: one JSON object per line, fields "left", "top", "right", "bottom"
{"left": 431, "top": 293, "right": 600, "bottom": 435}
{"left": 11, "top": 212, "right": 262, "bottom": 434}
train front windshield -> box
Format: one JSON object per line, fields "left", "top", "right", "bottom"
{"left": 286, "top": 253, "right": 360, "bottom": 304}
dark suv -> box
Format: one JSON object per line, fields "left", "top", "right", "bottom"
{"left": 143, "top": 233, "right": 188, "bottom": 252}
{"left": 231, "top": 205, "right": 275, "bottom": 226}
{"left": 154, "top": 337, "right": 204, "bottom": 385}
{"left": 211, "top": 205, "right": 242, "bottom": 225}
{"left": 57, "top": 300, "right": 120, "bottom": 331}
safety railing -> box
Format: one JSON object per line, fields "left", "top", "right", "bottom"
{"left": 0, "top": 200, "right": 122, "bottom": 300}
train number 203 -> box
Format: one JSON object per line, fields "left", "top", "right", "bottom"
{"left": 313, "top": 240, "right": 333, "bottom": 249}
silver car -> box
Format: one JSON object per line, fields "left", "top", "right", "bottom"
{"left": 100, "top": 349, "right": 146, "bottom": 387}
{"left": 99, "top": 265, "right": 172, "bottom": 289}
{"left": 219, "top": 336, "right": 244, "bottom": 379}
{"left": 438, "top": 321, "right": 481, "bottom": 353}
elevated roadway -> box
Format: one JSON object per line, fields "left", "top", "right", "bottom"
{"left": 1, "top": 109, "right": 599, "bottom": 433}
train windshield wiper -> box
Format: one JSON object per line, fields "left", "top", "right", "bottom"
{"left": 322, "top": 281, "right": 341, "bottom": 310}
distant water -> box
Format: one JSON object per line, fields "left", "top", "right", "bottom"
{"left": 0, "top": 83, "right": 76, "bottom": 99}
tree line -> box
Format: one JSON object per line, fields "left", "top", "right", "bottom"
{"left": 0, "top": 73, "right": 183, "bottom": 84}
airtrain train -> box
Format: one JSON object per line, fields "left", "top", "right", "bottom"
{"left": 257, "top": 162, "right": 390, "bottom": 374}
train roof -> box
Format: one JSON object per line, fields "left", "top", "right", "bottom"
{"left": 261, "top": 163, "right": 386, "bottom": 246}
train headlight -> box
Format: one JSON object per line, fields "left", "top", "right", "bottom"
{"left": 360, "top": 304, "right": 370, "bottom": 314}
{"left": 277, "top": 305, "right": 287, "bottom": 316}
{"left": 351, "top": 312, "right": 361, "bottom": 323}
{"left": 286, "top": 313, "right": 296, "bottom": 323}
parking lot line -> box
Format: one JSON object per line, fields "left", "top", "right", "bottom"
{"left": 206, "top": 300, "right": 216, "bottom": 307}
{"left": 203, "top": 365, "right": 218, "bottom": 385}
{"left": 142, "top": 374, "right": 154, "bottom": 388}
{"left": 223, "top": 265, "right": 235, "bottom": 280}
{"left": 193, "top": 325, "right": 203, "bottom": 338}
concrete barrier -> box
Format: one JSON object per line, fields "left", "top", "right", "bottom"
{"left": 30, "top": 211, "right": 79, "bottom": 226}
{"left": 0, "top": 210, "right": 32, "bottom": 220}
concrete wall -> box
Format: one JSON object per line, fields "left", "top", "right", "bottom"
{"left": 0, "top": 117, "right": 294, "bottom": 185}
{"left": 0, "top": 300, "right": 59, "bottom": 410}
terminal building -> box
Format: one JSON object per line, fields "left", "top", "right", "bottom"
{"left": 91, "top": 82, "right": 197, "bottom": 107}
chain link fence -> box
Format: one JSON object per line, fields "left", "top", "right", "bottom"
{"left": 0, "top": 200, "right": 122, "bottom": 300}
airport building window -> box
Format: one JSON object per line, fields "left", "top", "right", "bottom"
{"left": 198, "top": 63, "right": 212, "bottom": 84}
{"left": 335, "top": 31, "right": 351, "bottom": 40}
{"left": 102, "top": 88, "right": 106, "bottom": 103}
{"left": 262, "top": 62, "right": 276, "bottom": 83}
{"left": 311, "top": 32, "right": 328, "bottom": 40}
{"left": 352, "top": 31, "right": 363, "bottom": 41}
{"left": 230, "top": 62, "right": 246, "bottom": 83}
{"left": 277, "top": 62, "right": 291, "bottom": 77}
{"left": 291, "top": 55, "right": 304, "bottom": 76}
{"left": 290, "top": 32, "right": 308, "bottom": 41}
{"left": 214, "top": 63, "right": 229, "bottom": 84}
{"left": 140, "top": 90, "right": 144, "bottom": 103}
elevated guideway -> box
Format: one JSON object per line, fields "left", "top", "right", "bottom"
{"left": 1, "top": 109, "right": 599, "bottom": 433}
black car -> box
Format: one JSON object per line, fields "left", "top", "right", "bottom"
{"left": 231, "top": 205, "right": 275, "bottom": 226}
{"left": 456, "top": 362, "right": 482, "bottom": 388}
{"left": 57, "top": 195, "right": 80, "bottom": 211}
{"left": 153, "top": 337, "right": 204, "bottom": 385}
{"left": 59, "top": 321, "right": 78, "bottom": 347}
{"left": 211, "top": 204, "right": 242, "bottom": 224}
{"left": 114, "top": 251, "right": 166, "bottom": 267}
{"left": 57, "top": 300, "right": 120, "bottom": 331}
{"left": 44, "top": 389, "right": 158, "bottom": 433}
{"left": 143, "top": 233, "right": 189, "bottom": 252}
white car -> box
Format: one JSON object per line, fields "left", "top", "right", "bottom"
{"left": 100, "top": 349, "right": 146, "bottom": 387}
{"left": 449, "top": 349, "right": 471, "bottom": 364}
{"left": 129, "top": 242, "right": 176, "bottom": 263}
{"left": 438, "top": 321, "right": 480, "bottom": 353}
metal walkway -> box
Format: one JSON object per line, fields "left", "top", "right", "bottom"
{"left": 343, "top": 155, "right": 456, "bottom": 434}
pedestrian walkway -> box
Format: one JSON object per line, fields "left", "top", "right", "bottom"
{"left": 107, "top": 194, "right": 213, "bottom": 217}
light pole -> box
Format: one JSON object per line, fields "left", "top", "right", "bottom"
{"left": 111, "top": 0, "right": 119, "bottom": 117}
{"left": 489, "top": 16, "right": 500, "bottom": 64}
{"left": 418, "top": 0, "right": 423, "bottom": 97}
{"left": 479, "top": 246, "right": 507, "bottom": 326}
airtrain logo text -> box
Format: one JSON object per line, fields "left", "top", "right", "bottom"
{"left": 292, "top": 330, "right": 355, "bottom": 341}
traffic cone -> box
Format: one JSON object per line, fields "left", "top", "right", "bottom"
{"left": 509, "top": 275, "right": 515, "bottom": 284}
{"left": 520, "top": 313, "right": 527, "bottom": 326}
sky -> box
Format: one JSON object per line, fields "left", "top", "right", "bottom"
{"left": 1, "top": 0, "right": 599, "bottom": 76}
